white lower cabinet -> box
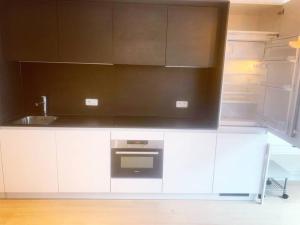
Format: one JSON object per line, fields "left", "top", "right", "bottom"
{"left": 56, "top": 129, "right": 110, "bottom": 193}
{"left": 163, "top": 131, "right": 217, "bottom": 193}
{"left": 0, "top": 127, "right": 268, "bottom": 197}
{"left": 0, "top": 149, "right": 4, "bottom": 193}
{"left": 111, "top": 130, "right": 164, "bottom": 140}
{"left": 0, "top": 129, "right": 58, "bottom": 193}
{"left": 213, "top": 131, "right": 267, "bottom": 194}
{"left": 111, "top": 179, "right": 162, "bottom": 193}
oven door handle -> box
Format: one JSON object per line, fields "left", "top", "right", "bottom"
{"left": 115, "top": 151, "right": 159, "bottom": 155}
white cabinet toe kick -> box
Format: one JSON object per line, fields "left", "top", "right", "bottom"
{"left": 0, "top": 127, "right": 267, "bottom": 201}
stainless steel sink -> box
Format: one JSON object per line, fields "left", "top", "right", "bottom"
{"left": 13, "top": 116, "right": 58, "bottom": 125}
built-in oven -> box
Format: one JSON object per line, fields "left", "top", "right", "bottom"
{"left": 111, "top": 140, "right": 163, "bottom": 178}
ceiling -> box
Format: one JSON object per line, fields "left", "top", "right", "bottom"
{"left": 230, "top": 0, "right": 289, "bottom": 5}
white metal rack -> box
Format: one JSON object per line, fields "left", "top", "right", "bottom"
{"left": 266, "top": 160, "right": 289, "bottom": 199}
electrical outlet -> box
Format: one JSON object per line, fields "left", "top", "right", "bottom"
{"left": 176, "top": 101, "right": 189, "bottom": 108}
{"left": 85, "top": 98, "right": 99, "bottom": 106}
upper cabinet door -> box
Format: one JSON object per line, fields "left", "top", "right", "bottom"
{"left": 166, "top": 6, "right": 218, "bottom": 67}
{"left": 58, "top": 1, "right": 113, "bottom": 63}
{"left": 113, "top": 4, "right": 167, "bottom": 65}
{"left": 3, "top": 0, "right": 58, "bottom": 61}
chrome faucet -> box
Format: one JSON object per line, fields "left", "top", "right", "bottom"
{"left": 35, "top": 96, "right": 48, "bottom": 117}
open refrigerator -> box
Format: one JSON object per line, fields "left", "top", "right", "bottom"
{"left": 221, "top": 32, "right": 300, "bottom": 203}
{"left": 220, "top": 31, "right": 300, "bottom": 142}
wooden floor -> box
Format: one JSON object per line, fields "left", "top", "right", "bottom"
{"left": 1, "top": 183, "right": 300, "bottom": 225}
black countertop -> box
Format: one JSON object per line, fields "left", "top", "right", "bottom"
{"left": 1, "top": 116, "right": 217, "bottom": 129}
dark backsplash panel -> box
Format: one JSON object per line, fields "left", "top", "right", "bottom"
{"left": 21, "top": 62, "right": 217, "bottom": 119}
{"left": 0, "top": 32, "right": 23, "bottom": 123}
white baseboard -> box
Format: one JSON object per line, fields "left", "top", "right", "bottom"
{"left": 3, "top": 192, "right": 256, "bottom": 201}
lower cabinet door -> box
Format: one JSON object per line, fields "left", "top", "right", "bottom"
{"left": 111, "top": 179, "right": 162, "bottom": 193}
{"left": 163, "top": 131, "right": 217, "bottom": 193}
{"left": 213, "top": 132, "right": 267, "bottom": 194}
{"left": 0, "top": 150, "right": 4, "bottom": 193}
{"left": 56, "top": 129, "right": 110, "bottom": 193}
{"left": 1, "top": 129, "right": 58, "bottom": 193}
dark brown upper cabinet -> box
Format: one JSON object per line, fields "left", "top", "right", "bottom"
{"left": 58, "top": 1, "right": 113, "bottom": 64}
{"left": 166, "top": 6, "right": 219, "bottom": 68}
{"left": 113, "top": 4, "right": 167, "bottom": 66}
{"left": 2, "top": 0, "right": 58, "bottom": 62}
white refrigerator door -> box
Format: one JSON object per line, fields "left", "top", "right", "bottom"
{"left": 261, "top": 36, "right": 300, "bottom": 148}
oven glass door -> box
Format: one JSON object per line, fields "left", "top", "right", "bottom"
{"left": 111, "top": 149, "right": 163, "bottom": 178}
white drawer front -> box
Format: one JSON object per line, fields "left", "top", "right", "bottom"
{"left": 111, "top": 179, "right": 162, "bottom": 193}
{"left": 111, "top": 130, "right": 164, "bottom": 140}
